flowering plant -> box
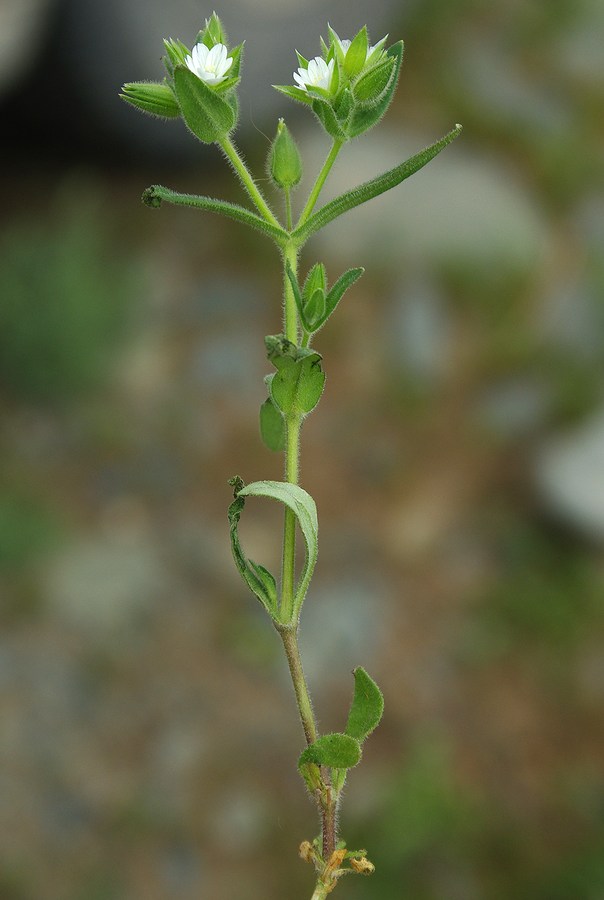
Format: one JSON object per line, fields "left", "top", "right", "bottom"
{"left": 121, "top": 12, "right": 460, "bottom": 899}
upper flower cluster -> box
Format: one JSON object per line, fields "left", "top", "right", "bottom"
{"left": 120, "top": 12, "right": 243, "bottom": 144}
{"left": 274, "top": 25, "right": 403, "bottom": 142}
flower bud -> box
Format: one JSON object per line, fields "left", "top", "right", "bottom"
{"left": 119, "top": 82, "right": 180, "bottom": 118}
{"left": 269, "top": 119, "right": 303, "bottom": 189}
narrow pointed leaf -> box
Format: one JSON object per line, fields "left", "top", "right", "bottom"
{"left": 345, "top": 667, "right": 384, "bottom": 742}
{"left": 299, "top": 733, "right": 361, "bottom": 769}
{"left": 141, "top": 185, "right": 288, "bottom": 244}
{"left": 320, "top": 267, "right": 364, "bottom": 326}
{"left": 293, "top": 124, "right": 463, "bottom": 242}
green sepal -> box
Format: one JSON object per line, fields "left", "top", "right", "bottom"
{"left": 228, "top": 478, "right": 319, "bottom": 625}
{"left": 296, "top": 50, "right": 310, "bottom": 68}
{"left": 299, "top": 733, "right": 362, "bottom": 769}
{"left": 227, "top": 478, "right": 278, "bottom": 617}
{"left": 344, "top": 26, "right": 369, "bottom": 78}
{"left": 345, "top": 667, "right": 384, "bottom": 742}
{"left": 347, "top": 40, "right": 403, "bottom": 138}
{"left": 197, "top": 11, "right": 228, "bottom": 48}
{"left": 273, "top": 84, "right": 313, "bottom": 106}
{"left": 119, "top": 81, "right": 180, "bottom": 119}
{"left": 259, "top": 393, "right": 286, "bottom": 452}
{"left": 173, "top": 64, "right": 236, "bottom": 143}
{"left": 221, "top": 42, "right": 244, "bottom": 83}
{"left": 163, "top": 38, "right": 190, "bottom": 74}
{"left": 352, "top": 56, "right": 396, "bottom": 103}
{"left": 311, "top": 98, "right": 347, "bottom": 141}
{"left": 334, "top": 88, "right": 354, "bottom": 125}
{"left": 265, "top": 335, "right": 325, "bottom": 417}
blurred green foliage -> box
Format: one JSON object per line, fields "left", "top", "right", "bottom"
{"left": 0, "top": 184, "right": 138, "bottom": 404}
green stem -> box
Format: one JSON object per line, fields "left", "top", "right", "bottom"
{"left": 277, "top": 625, "right": 318, "bottom": 746}
{"left": 297, "top": 139, "right": 344, "bottom": 228}
{"left": 281, "top": 415, "right": 301, "bottom": 623}
{"left": 285, "top": 187, "right": 293, "bottom": 231}
{"left": 282, "top": 242, "right": 299, "bottom": 344}
{"left": 219, "top": 135, "right": 281, "bottom": 227}
{"left": 280, "top": 243, "right": 301, "bottom": 624}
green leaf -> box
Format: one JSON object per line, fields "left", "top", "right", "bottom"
{"left": 345, "top": 667, "right": 384, "bottom": 742}
{"left": 266, "top": 336, "right": 325, "bottom": 417}
{"left": 233, "top": 479, "right": 319, "bottom": 623}
{"left": 302, "top": 263, "right": 327, "bottom": 301}
{"left": 141, "top": 185, "right": 288, "bottom": 245}
{"left": 259, "top": 394, "right": 286, "bottom": 452}
{"left": 120, "top": 81, "right": 180, "bottom": 119}
{"left": 173, "top": 65, "right": 235, "bottom": 143}
{"left": 227, "top": 482, "right": 278, "bottom": 617}
{"left": 299, "top": 733, "right": 362, "bottom": 769}
{"left": 293, "top": 124, "right": 463, "bottom": 243}
{"left": 344, "top": 26, "right": 369, "bottom": 78}
{"left": 305, "top": 289, "right": 326, "bottom": 329}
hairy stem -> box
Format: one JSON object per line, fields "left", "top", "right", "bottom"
{"left": 297, "top": 138, "right": 343, "bottom": 228}
{"left": 219, "top": 135, "right": 281, "bottom": 227}
{"left": 280, "top": 242, "right": 301, "bottom": 623}
{"left": 277, "top": 625, "right": 318, "bottom": 746}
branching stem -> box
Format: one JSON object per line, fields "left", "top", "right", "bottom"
{"left": 297, "top": 138, "right": 344, "bottom": 228}
{"left": 219, "top": 135, "right": 281, "bottom": 227}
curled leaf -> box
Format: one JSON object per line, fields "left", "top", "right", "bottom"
{"left": 228, "top": 479, "right": 319, "bottom": 624}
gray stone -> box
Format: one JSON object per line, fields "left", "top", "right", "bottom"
{"left": 537, "top": 408, "right": 604, "bottom": 541}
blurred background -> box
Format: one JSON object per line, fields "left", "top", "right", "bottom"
{"left": 1, "top": 0, "right": 603, "bottom": 898}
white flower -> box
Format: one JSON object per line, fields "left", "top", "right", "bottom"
{"left": 293, "top": 56, "right": 335, "bottom": 92}
{"left": 185, "top": 42, "right": 233, "bottom": 86}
